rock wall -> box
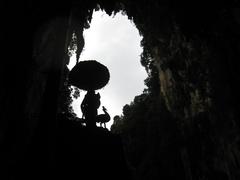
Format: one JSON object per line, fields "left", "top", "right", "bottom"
{"left": 1, "top": 1, "right": 240, "bottom": 179}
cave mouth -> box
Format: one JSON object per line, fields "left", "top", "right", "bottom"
{"left": 67, "top": 9, "right": 147, "bottom": 129}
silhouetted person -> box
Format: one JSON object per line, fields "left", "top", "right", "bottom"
{"left": 96, "top": 106, "right": 111, "bottom": 128}
{"left": 81, "top": 89, "right": 100, "bottom": 127}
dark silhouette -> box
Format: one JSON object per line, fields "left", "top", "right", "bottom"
{"left": 69, "top": 60, "right": 110, "bottom": 91}
{"left": 69, "top": 60, "right": 110, "bottom": 128}
{"left": 96, "top": 106, "right": 111, "bottom": 128}
{"left": 81, "top": 89, "right": 101, "bottom": 127}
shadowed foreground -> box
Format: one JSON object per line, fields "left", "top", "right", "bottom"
{"left": 15, "top": 118, "right": 130, "bottom": 180}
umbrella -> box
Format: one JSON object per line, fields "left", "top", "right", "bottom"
{"left": 68, "top": 60, "right": 110, "bottom": 90}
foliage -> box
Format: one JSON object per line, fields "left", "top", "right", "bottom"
{"left": 111, "top": 43, "right": 169, "bottom": 173}
{"left": 58, "top": 66, "right": 78, "bottom": 120}
{"left": 72, "top": 87, "right": 80, "bottom": 99}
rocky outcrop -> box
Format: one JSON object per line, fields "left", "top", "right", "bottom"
{"left": 2, "top": 1, "right": 240, "bottom": 180}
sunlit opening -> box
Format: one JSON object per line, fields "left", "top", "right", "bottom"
{"left": 67, "top": 10, "right": 147, "bottom": 129}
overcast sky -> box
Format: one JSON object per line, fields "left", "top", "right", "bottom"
{"left": 68, "top": 10, "right": 147, "bottom": 129}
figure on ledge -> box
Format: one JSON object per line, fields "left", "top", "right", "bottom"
{"left": 69, "top": 60, "right": 110, "bottom": 128}
{"left": 81, "top": 89, "right": 100, "bottom": 127}
{"left": 96, "top": 106, "right": 110, "bottom": 128}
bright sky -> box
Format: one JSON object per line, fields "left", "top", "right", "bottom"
{"left": 67, "top": 10, "right": 147, "bottom": 129}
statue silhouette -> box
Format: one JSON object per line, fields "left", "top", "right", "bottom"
{"left": 81, "top": 89, "right": 101, "bottom": 127}
{"left": 96, "top": 106, "right": 111, "bottom": 128}
{"left": 69, "top": 60, "right": 111, "bottom": 128}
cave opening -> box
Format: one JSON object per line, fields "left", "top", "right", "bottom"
{"left": 67, "top": 9, "right": 147, "bottom": 129}
{"left": 2, "top": 2, "right": 240, "bottom": 180}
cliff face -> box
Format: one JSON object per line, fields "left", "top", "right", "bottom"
{"left": 151, "top": 29, "right": 240, "bottom": 179}
{"left": 1, "top": 1, "right": 240, "bottom": 180}
{"left": 111, "top": 1, "right": 240, "bottom": 180}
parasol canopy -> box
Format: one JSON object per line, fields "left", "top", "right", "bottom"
{"left": 68, "top": 60, "right": 110, "bottom": 90}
